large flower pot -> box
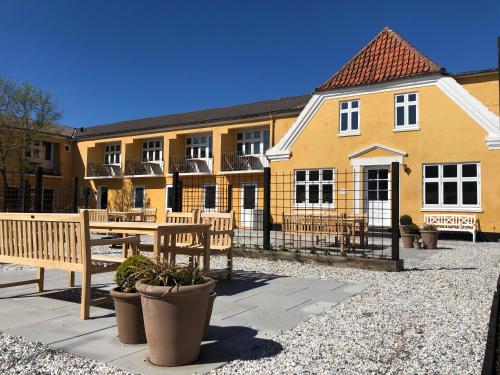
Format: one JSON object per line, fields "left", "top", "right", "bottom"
{"left": 203, "top": 291, "right": 217, "bottom": 340}
{"left": 420, "top": 230, "right": 439, "bottom": 249}
{"left": 110, "top": 287, "right": 146, "bottom": 344}
{"left": 137, "top": 279, "right": 215, "bottom": 367}
{"left": 401, "top": 234, "right": 415, "bottom": 248}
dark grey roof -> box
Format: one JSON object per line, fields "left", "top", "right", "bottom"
{"left": 46, "top": 123, "right": 76, "bottom": 137}
{"left": 76, "top": 94, "right": 311, "bottom": 139}
{"left": 451, "top": 67, "right": 498, "bottom": 77}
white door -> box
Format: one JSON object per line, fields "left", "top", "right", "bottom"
{"left": 240, "top": 183, "right": 259, "bottom": 229}
{"left": 364, "top": 166, "right": 391, "bottom": 227}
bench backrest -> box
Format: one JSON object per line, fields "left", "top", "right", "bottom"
{"left": 0, "top": 211, "right": 90, "bottom": 268}
{"left": 424, "top": 214, "right": 476, "bottom": 228}
{"left": 199, "top": 211, "right": 234, "bottom": 250}
{"left": 84, "top": 209, "right": 109, "bottom": 223}
{"left": 165, "top": 211, "right": 198, "bottom": 244}
{"left": 144, "top": 208, "right": 157, "bottom": 222}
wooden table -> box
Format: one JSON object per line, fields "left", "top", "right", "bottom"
{"left": 89, "top": 222, "right": 212, "bottom": 272}
{"left": 108, "top": 211, "right": 145, "bottom": 222}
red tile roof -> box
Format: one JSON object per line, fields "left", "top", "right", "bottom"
{"left": 316, "top": 27, "right": 444, "bottom": 92}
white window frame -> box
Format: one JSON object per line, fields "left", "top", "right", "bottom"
{"left": 394, "top": 92, "right": 419, "bottom": 131}
{"left": 133, "top": 185, "right": 146, "bottom": 209}
{"left": 422, "top": 162, "right": 481, "bottom": 210}
{"left": 165, "top": 184, "right": 173, "bottom": 212}
{"left": 142, "top": 139, "right": 163, "bottom": 163}
{"left": 294, "top": 169, "right": 335, "bottom": 208}
{"left": 203, "top": 184, "right": 217, "bottom": 212}
{"left": 104, "top": 142, "right": 121, "bottom": 165}
{"left": 236, "top": 129, "right": 270, "bottom": 155}
{"left": 338, "top": 100, "right": 360, "bottom": 135}
{"left": 185, "top": 134, "right": 212, "bottom": 159}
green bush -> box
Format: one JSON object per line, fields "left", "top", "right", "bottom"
{"left": 399, "top": 215, "right": 413, "bottom": 225}
{"left": 115, "top": 255, "right": 152, "bottom": 293}
{"left": 422, "top": 224, "right": 438, "bottom": 231}
{"left": 403, "top": 223, "right": 419, "bottom": 235}
{"left": 133, "top": 261, "right": 207, "bottom": 290}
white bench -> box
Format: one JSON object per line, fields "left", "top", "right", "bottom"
{"left": 423, "top": 214, "right": 477, "bottom": 242}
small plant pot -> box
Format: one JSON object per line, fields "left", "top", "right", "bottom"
{"left": 137, "top": 279, "right": 215, "bottom": 367}
{"left": 203, "top": 291, "right": 217, "bottom": 340}
{"left": 420, "top": 230, "right": 439, "bottom": 249}
{"left": 401, "top": 233, "right": 415, "bottom": 248}
{"left": 110, "top": 287, "right": 146, "bottom": 344}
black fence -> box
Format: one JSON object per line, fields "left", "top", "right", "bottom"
{"left": 172, "top": 162, "right": 400, "bottom": 260}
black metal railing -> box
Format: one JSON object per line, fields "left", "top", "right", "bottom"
{"left": 87, "top": 161, "right": 122, "bottom": 178}
{"left": 221, "top": 151, "right": 269, "bottom": 172}
{"left": 124, "top": 159, "right": 164, "bottom": 176}
{"left": 169, "top": 155, "right": 213, "bottom": 174}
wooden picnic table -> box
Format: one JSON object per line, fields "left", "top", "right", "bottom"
{"left": 89, "top": 221, "right": 212, "bottom": 272}
{"left": 108, "top": 211, "right": 145, "bottom": 222}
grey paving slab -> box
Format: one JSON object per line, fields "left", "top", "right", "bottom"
{"left": 210, "top": 299, "right": 257, "bottom": 320}
{"left": 0, "top": 305, "right": 71, "bottom": 330}
{"left": 231, "top": 292, "right": 312, "bottom": 312}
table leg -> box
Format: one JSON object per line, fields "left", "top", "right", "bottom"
{"left": 153, "top": 231, "right": 161, "bottom": 262}
{"left": 203, "top": 229, "right": 210, "bottom": 273}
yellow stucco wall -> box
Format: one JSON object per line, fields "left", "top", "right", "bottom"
{"left": 456, "top": 73, "right": 499, "bottom": 115}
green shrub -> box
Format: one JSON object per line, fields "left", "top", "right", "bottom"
{"left": 133, "top": 261, "right": 207, "bottom": 290}
{"left": 403, "top": 223, "right": 419, "bottom": 235}
{"left": 399, "top": 215, "right": 413, "bottom": 225}
{"left": 422, "top": 224, "right": 438, "bottom": 231}
{"left": 114, "top": 255, "right": 152, "bottom": 293}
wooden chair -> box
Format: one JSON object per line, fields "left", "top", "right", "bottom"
{"left": 199, "top": 211, "right": 234, "bottom": 280}
{"left": 84, "top": 208, "right": 109, "bottom": 222}
{"left": 129, "top": 208, "right": 144, "bottom": 222}
{"left": 0, "top": 211, "right": 127, "bottom": 320}
{"left": 144, "top": 208, "right": 157, "bottom": 222}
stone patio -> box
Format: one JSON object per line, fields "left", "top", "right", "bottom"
{"left": 0, "top": 267, "right": 366, "bottom": 374}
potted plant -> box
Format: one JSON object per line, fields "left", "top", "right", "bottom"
{"left": 110, "top": 255, "right": 151, "bottom": 344}
{"left": 399, "top": 215, "right": 413, "bottom": 234}
{"left": 203, "top": 290, "right": 217, "bottom": 340}
{"left": 135, "top": 261, "right": 215, "bottom": 367}
{"left": 402, "top": 223, "right": 419, "bottom": 248}
{"left": 420, "top": 224, "right": 439, "bottom": 249}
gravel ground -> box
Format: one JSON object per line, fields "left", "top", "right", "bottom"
{"left": 0, "top": 240, "right": 499, "bottom": 374}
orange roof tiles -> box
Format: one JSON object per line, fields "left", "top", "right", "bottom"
{"left": 316, "top": 27, "right": 444, "bottom": 92}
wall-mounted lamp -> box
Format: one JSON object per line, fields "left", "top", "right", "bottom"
{"left": 402, "top": 163, "right": 411, "bottom": 175}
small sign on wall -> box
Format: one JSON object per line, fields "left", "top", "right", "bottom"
{"left": 339, "top": 188, "right": 348, "bottom": 195}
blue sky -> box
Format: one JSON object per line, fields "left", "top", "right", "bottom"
{"left": 0, "top": 0, "right": 498, "bottom": 127}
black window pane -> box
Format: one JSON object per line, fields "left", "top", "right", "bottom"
{"left": 425, "top": 182, "right": 439, "bottom": 204}
{"left": 425, "top": 165, "right": 439, "bottom": 178}
{"left": 462, "top": 182, "right": 478, "bottom": 205}
{"left": 462, "top": 164, "right": 477, "bottom": 177}
{"left": 379, "top": 180, "right": 388, "bottom": 190}
{"left": 443, "top": 182, "right": 458, "bottom": 204}
{"left": 309, "top": 185, "right": 319, "bottom": 203}
{"left": 351, "top": 112, "right": 359, "bottom": 130}
{"left": 443, "top": 165, "right": 457, "bottom": 178}
{"left": 368, "top": 170, "right": 377, "bottom": 179}
{"left": 166, "top": 187, "right": 173, "bottom": 209}
{"left": 340, "top": 113, "right": 348, "bottom": 131}
{"left": 368, "top": 191, "right": 378, "bottom": 200}
{"left": 396, "top": 95, "right": 404, "bottom": 103}
{"left": 408, "top": 105, "right": 417, "bottom": 125}
{"left": 309, "top": 170, "right": 319, "bottom": 181}
{"left": 378, "top": 169, "right": 388, "bottom": 179}
{"left": 341, "top": 102, "right": 348, "bottom": 110}
{"left": 296, "top": 171, "right": 306, "bottom": 181}
{"left": 322, "top": 184, "right": 333, "bottom": 203}
{"left": 296, "top": 185, "right": 305, "bottom": 203}
{"left": 204, "top": 186, "right": 216, "bottom": 209}
{"left": 351, "top": 100, "right": 359, "bottom": 108}
{"left": 322, "top": 170, "right": 333, "bottom": 181}
{"left": 134, "top": 188, "right": 144, "bottom": 208}
{"left": 396, "top": 106, "right": 405, "bottom": 126}
{"left": 243, "top": 186, "right": 256, "bottom": 209}
{"left": 368, "top": 181, "right": 377, "bottom": 190}
{"left": 408, "top": 93, "right": 417, "bottom": 101}
{"left": 379, "top": 190, "right": 388, "bottom": 201}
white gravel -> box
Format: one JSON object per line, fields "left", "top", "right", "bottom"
{"left": 1, "top": 240, "right": 499, "bottom": 374}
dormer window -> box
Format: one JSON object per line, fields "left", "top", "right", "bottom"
{"left": 339, "top": 100, "right": 360, "bottom": 135}
{"left": 395, "top": 93, "right": 418, "bottom": 130}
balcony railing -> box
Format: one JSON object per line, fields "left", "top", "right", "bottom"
{"left": 124, "top": 159, "right": 164, "bottom": 176}
{"left": 169, "top": 155, "right": 213, "bottom": 174}
{"left": 87, "top": 161, "right": 122, "bottom": 178}
{"left": 221, "top": 151, "right": 269, "bottom": 172}
{"left": 26, "top": 160, "right": 60, "bottom": 176}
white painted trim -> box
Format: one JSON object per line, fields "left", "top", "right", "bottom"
{"left": 266, "top": 75, "right": 440, "bottom": 161}
{"left": 353, "top": 165, "right": 361, "bottom": 214}
{"left": 393, "top": 127, "right": 420, "bottom": 133}
{"left": 338, "top": 131, "right": 361, "bottom": 137}
{"left": 348, "top": 144, "right": 408, "bottom": 159}
{"left": 219, "top": 170, "right": 264, "bottom": 175}
{"left": 351, "top": 156, "right": 403, "bottom": 167}
{"left": 394, "top": 92, "right": 419, "bottom": 129}
{"left": 486, "top": 135, "right": 500, "bottom": 150}
{"left": 420, "top": 207, "right": 483, "bottom": 213}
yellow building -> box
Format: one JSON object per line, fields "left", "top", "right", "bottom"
{"left": 41, "top": 27, "right": 499, "bottom": 240}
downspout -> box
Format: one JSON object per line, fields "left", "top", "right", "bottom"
{"left": 269, "top": 113, "right": 276, "bottom": 146}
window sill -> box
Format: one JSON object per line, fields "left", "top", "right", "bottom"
{"left": 420, "top": 207, "right": 483, "bottom": 213}
{"left": 293, "top": 205, "right": 336, "bottom": 210}
{"left": 393, "top": 126, "right": 420, "bottom": 133}
{"left": 338, "top": 131, "right": 360, "bottom": 137}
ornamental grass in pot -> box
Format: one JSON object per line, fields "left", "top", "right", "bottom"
{"left": 401, "top": 224, "right": 419, "bottom": 248}
{"left": 110, "top": 255, "right": 151, "bottom": 344}
{"left": 135, "top": 261, "right": 215, "bottom": 367}
{"left": 420, "top": 224, "right": 439, "bottom": 249}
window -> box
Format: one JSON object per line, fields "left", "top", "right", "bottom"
{"left": 64, "top": 144, "right": 71, "bottom": 152}
{"left": 423, "top": 163, "right": 480, "bottom": 209}
{"left": 339, "top": 100, "right": 360, "bottom": 134}
{"left": 165, "top": 185, "right": 173, "bottom": 212}
{"left": 133, "top": 186, "right": 145, "bottom": 208}
{"left": 395, "top": 93, "right": 418, "bottom": 129}
{"left": 203, "top": 185, "right": 217, "bottom": 211}
{"left": 236, "top": 129, "right": 270, "bottom": 155}
{"left": 42, "top": 189, "right": 55, "bottom": 212}
{"left": 142, "top": 139, "right": 162, "bottom": 162}
{"left": 295, "top": 169, "right": 334, "bottom": 207}
{"left": 185, "top": 135, "right": 212, "bottom": 159}
{"left": 104, "top": 143, "right": 121, "bottom": 165}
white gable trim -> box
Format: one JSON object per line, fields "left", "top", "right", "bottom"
{"left": 266, "top": 75, "right": 500, "bottom": 160}
{"left": 348, "top": 144, "right": 408, "bottom": 159}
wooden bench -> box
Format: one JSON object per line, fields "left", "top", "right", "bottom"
{"left": 0, "top": 211, "right": 130, "bottom": 320}
{"left": 84, "top": 209, "right": 109, "bottom": 222}
{"left": 424, "top": 214, "right": 477, "bottom": 242}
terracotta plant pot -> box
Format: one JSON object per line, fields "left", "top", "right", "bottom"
{"left": 137, "top": 279, "right": 215, "bottom": 367}
{"left": 401, "top": 233, "right": 415, "bottom": 248}
{"left": 203, "top": 291, "right": 217, "bottom": 340}
{"left": 420, "top": 230, "right": 439, "bottom": 249}
{"left": 110, "top": 287, "right": 146, "bottom": 344}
